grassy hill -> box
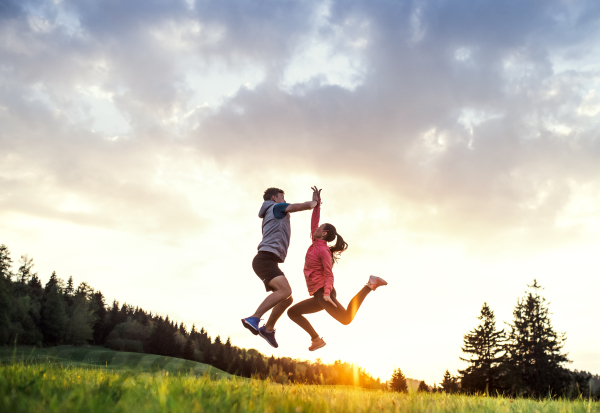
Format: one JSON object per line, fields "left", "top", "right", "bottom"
{"left": 0, "top": 346, "right": 231, "bottom": 379}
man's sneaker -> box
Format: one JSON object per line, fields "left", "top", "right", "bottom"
{"left": 368, "top": 275, "right": 388, "bottom": 291}
{"left": 258, "top": 326, "right": 278, "bottom": 348}
{"left": 309, "top": 337, "right": 326, "bottom": 351}
{"left": 241, "top": 317, "right": 260, "bottom": 335}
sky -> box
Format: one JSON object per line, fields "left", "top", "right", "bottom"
{"left": 1, "top": 0, "right": 600, "bottom": 385}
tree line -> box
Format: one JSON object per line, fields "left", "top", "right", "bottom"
{"left": 0, "top": 244, "right": 384, "bottom": 389}
{"left": 389, "top": 280, "right": 600, "bottom": 399}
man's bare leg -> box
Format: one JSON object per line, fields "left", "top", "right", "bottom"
{"left": 251, "top": 276, "right": 292, "bottom": 321}
{"left": 264, "top": 296, "right": 293, "bottom": 332}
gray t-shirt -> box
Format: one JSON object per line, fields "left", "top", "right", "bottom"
{"left": 257, "top": 201, "right": 291, "bottom": 262}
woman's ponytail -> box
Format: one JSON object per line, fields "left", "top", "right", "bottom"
{"left": 323, "top": 223, "right": 348, "bottom": 266}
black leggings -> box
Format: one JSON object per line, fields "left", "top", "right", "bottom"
{"left": 287, "top": 286, "right": 371, "bottom": 339}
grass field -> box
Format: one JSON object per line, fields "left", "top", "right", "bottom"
{"left": 1, "top": 346, "right": 598, "bottom": 413}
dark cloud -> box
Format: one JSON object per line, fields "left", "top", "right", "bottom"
{"left": 0, "top": 0, "right": 25, "bottom": 20}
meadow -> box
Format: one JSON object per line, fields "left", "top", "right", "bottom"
{"left": 1, "top": 347, "right": 598, "bottom": 413}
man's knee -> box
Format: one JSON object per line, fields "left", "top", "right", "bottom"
{"left": 277, "top": 286, "right": 292, "bottom": 298}
{"left": 281, "top": 295, "right": 293, "bottom": 308}
{"left": 269, "top": 276, "right": 291, "bottom": 297}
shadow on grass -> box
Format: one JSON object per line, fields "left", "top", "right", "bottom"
{"left": 0, "top": 345, "right": 232, "bottom": 380}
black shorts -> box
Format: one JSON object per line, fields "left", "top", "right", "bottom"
{"left": 252, "top": 251, "right": 285, "bottom": 292}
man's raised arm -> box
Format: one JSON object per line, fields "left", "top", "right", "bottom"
{"left": 284, "top": 186, "right": 321, "bottom": 213}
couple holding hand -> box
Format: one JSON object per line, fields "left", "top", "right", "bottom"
{"left": 242, "top": 186, "right": 388, "bottom": 351}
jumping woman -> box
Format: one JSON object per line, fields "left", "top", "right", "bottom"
{"left": 287, "top": 187, "right": 388, "bottom": 351}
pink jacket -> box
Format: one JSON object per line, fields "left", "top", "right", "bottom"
{"left": 303, "top": 199, "right": 334, "bottom": 297}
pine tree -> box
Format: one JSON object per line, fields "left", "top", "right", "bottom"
{"left": 441, "top": 370, "right": 460, "bottom": 393}
{"left": 224, "top": 337, "right": 234, "bottom": 371}
{"left": 41, "top": 284, "right": 67, "bottom": 344}
{"left": 504, "top": 280, "right": 570, "bottom": 397}
{"left": 0, "top": 245, "right": 13, "bottom": 280}
{"left": 458, "top": 303, "right": 506, "bottom": 394}
{"left": 212, "top": 335, "right": 224, "bottom": 370}
{"left": 418, "top": 381, "right": 430, "bottom": 392}
{"left": 28, "top": 274, "right": 44, "bottom": 334}
{"left": 91, "top": 291, "right": 107, "bottom": 344}
{"left": 389, "top": 368, "right": 408, "bottom": 392}
{"left": 108, "top": 300, "right": 120, "bottom": 331}
{"left": 183, "top": 333, "right": 195, "bottom": 361}
{"left": 0, "top": 245, "right": 13, "bottom": 344}
{"left": 44, "top": 271, "right": 61, "bottom": 294}
{"left": 64, "top": 276, "right": 75, "bottom": 306}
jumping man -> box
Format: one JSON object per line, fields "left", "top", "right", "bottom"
{"left": 241, "top": 187, "right": 319, "bottom": 348}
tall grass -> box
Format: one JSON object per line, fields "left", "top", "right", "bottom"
{"left": 1, "top": 361, "right": 598, "bottom": 413}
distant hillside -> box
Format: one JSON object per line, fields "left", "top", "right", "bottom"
{"left": 0, "top": 346, "right": 231, "bottom": 379}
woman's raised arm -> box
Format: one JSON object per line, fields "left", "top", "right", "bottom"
{"left": 310, "top": 186, "right": 322, "bottom": 233}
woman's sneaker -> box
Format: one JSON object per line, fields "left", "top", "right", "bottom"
{"left": 367, "top": 275, "right": 388, "bottom": 291}
{"left": 309, "top": 337, "right": 326, "bottom": 351}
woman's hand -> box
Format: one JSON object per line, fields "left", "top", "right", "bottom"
{"left": 323, "top": 295, "right": 337, "bottom": 307}
{"left": 311, "top": 186, "right": 322, "bottom": 204}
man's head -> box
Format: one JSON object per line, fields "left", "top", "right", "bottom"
{"left": 263, "top": 187, "right": 285, "bottom": 203}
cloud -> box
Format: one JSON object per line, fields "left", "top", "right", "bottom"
{"left": 1, "top": 0, "right": 600, "bottom": 250}
{"left": 187, "top": 0, "right": 600, "bottom": 247}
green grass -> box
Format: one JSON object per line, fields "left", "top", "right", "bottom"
{"left": 1, "top": 347, "right": 598, "bottom": 412}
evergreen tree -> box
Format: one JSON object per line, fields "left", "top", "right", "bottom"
{"left": 41, "top": 284, "right": 67, "bottom": 344}
{"left": 178, "top": 322, "right": 187, "bottom": 336}
{"left": 28, "top": 274, "right": 43, "bottom": 301}
{"left": 146, "top": 316, "right": 178, "bottom": 357}
{"left": 91, "top": 291, "right": 108, "bottom": 344}
{"left": 418, "top": 380, "right": 430, "bottom": 392}
{"left": 108, "top": 300, "right": 120, "bottom": 331}
{"left": 28, "top": 274, "right": 44, "bottom": 334}
{"left": 458, "top": 303, "right": 506, "bottom": 394}
{"left": 441, "top": 370, "right": 460, "bottom": 393}
{"left": 183, "top": 333, "right": 195, "bottom": 361}
{"left": 64, "top": 276, "right": 75, "bottom": 306}
{"left": 0, "top": 244, "right": 13, "bottom": 280}
{"left": 0, "top": 245, "right": 13, "bottom": 344}
{"left": 504, "top": 280, "right": 570, "bottom": 397}
{"left": 119, "top": 303, "right": 131, "bottom": 323}
{"left": 212, "top": 335, "right": 225, "bottom": 370}
{"left": 44, "top": 271, "right": 61, "bottom": 294}
{"left": 224, "top": 337, "right": 234, "bottom": 371}
{"left": 389, "top": 368, "right": 408, "bottom": 392}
